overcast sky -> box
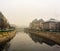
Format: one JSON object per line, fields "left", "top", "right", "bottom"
{"left": 0, "top": 0, "right": 60, "bottom": 26}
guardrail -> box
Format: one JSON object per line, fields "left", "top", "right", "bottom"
{"left": 0, "top": 27, "right": 15, "bottom": 32}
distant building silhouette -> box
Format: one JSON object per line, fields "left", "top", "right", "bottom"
{"left": 29, "top": 18, "right": 60, "bottom": 31}
{"left": 29, "top": 19, "right": 44, "bottom": 30}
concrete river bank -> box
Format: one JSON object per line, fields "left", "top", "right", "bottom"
{"left": 0, "top": 30, "right": 16, "bottom": 45}
{"left": 0, "top": 32, "right": 60, "bottom": 51}
{"left": 24, "top": 28, "right": 60, "bottom": 45}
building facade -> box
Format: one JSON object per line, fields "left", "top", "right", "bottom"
{"left": 43, "top": 19, "right": 60, "bottom": 31}
{"left": 29, "top": 18, "right": 60, "bottom": 31}
{"left": 43, "top": 21, "right": 57, "bottom": 31}
{"left": 29, "top": 19, "right": 44, "bottom": 30}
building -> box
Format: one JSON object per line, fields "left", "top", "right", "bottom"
{"left": 43, "top": 19, "right": 60, "bottom": 31}
{"left": 29, "top": 19, "right": 39, "bottom": 29}
{"left": 38, "top": 19, "right": 44, "bottom": 30}
{"left": 43, "top": 21, "right": 56, "bottom": 31}
{"left": 56, "top": 22, "right": 60, "bottom": 31}
{"left": 29, "top": 19, "right": 44, "bottom": 30}
{"left": 29, "top": 18, "right": 60, "bottom": 31}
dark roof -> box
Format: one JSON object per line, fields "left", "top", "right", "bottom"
{"left": 38, "top": 19, "right": 44, "bottom": 22}
{"left": 44, "top": 18, "right": 60, "bottom": 23}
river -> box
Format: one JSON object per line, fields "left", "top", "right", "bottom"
{"left": 0, "top": 32, "right": 60, "bottom": 51}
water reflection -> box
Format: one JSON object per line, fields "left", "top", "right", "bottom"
{"left": 0, "top": 42, "right": 10, "bottom": 51}
{"left": 28, "top": 33, "right": 58, "bottom": 46}
{"left": 0, "top": 32, "right": 60, "bottom": 51}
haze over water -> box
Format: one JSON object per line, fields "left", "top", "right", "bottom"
{"left": 0, "top": 0, "right": 60, "bottom": 51}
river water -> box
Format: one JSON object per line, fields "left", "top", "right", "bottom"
{"left": 1, "top": 32, "right": 60, "bottom": 51}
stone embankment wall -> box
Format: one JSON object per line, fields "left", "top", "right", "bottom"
{"left": 26, "top": 28, "right": 60, "bottom": 45}
{"left": 0, "top": 30, "right": 16, "bottom": 45}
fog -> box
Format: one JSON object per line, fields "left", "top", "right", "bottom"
{"left": 0, "top": 0, "right": 60, "bottom": 26}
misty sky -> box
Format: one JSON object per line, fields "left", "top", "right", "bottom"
{"left": 0, "top": 0, "right": 60, "bottom": 26}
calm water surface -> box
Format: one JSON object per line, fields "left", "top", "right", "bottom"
{"left": 1, "top": 32, "right": 60, "bottom": 51}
